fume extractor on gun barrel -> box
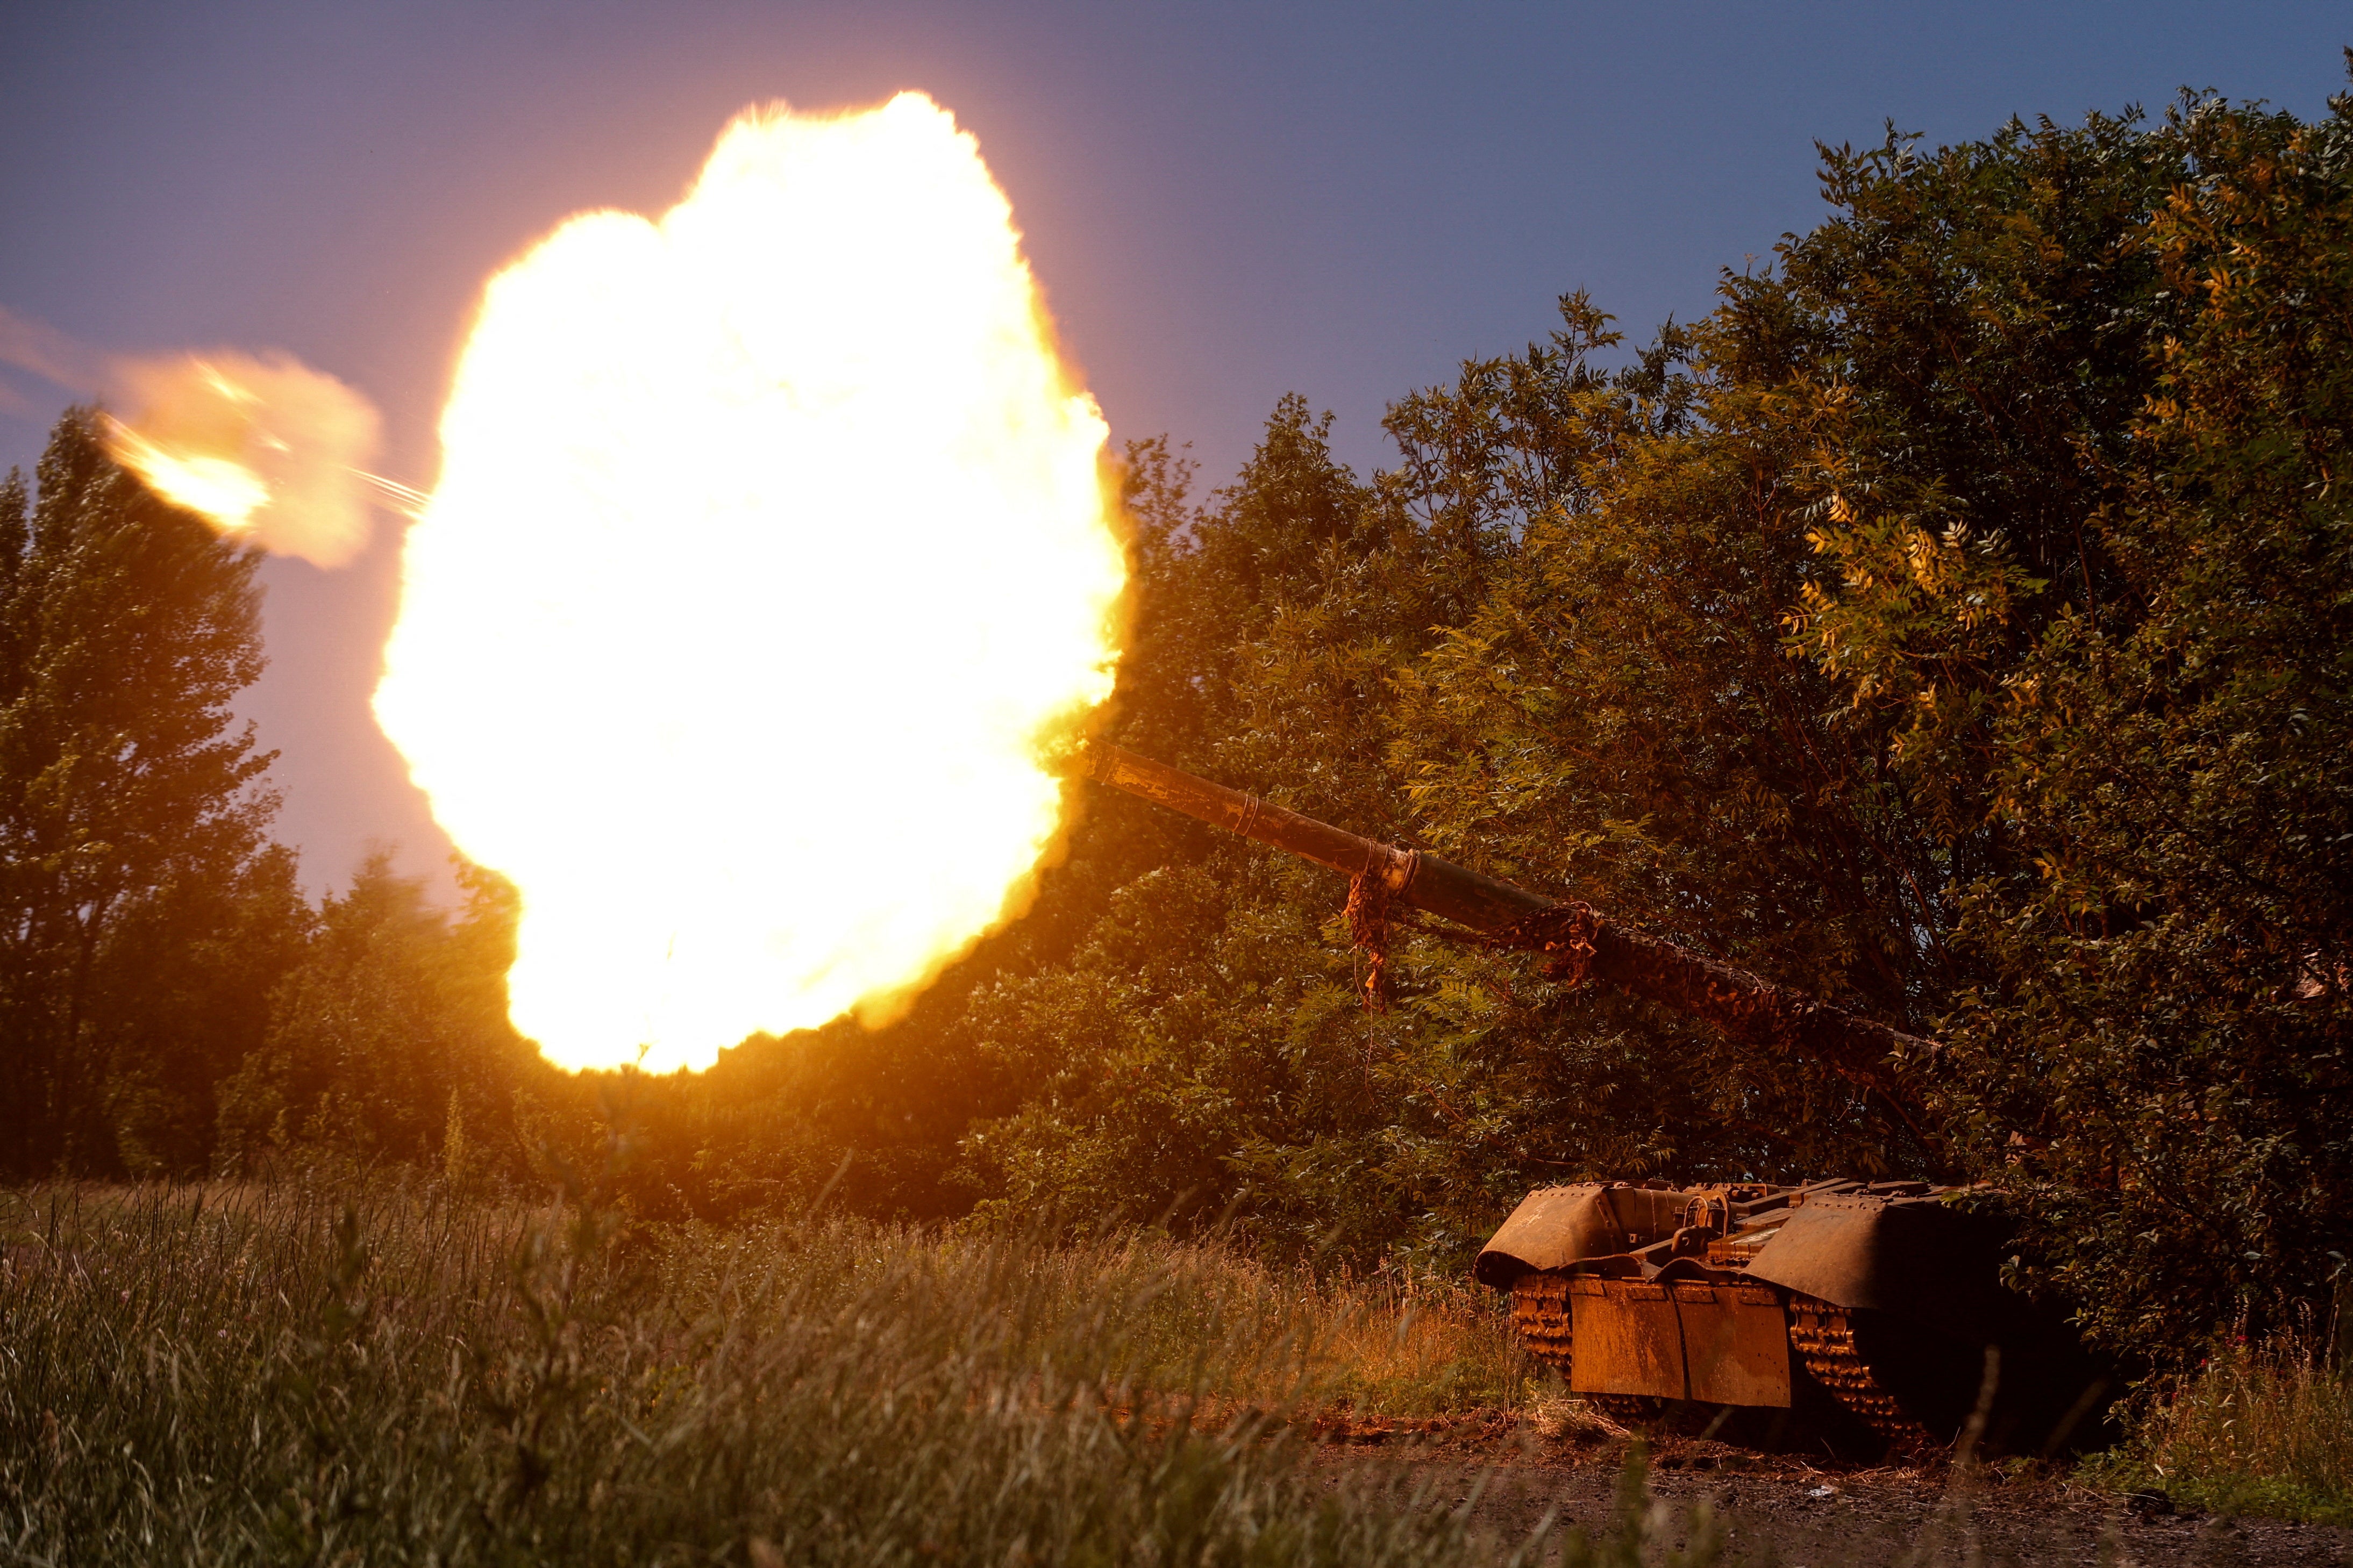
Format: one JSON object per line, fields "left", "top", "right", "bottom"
{"left": 1079, "top": 742, "right": 2107, "bottom": 1452}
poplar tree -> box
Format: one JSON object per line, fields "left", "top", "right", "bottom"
{"left": 0, "top": 411, "right": 281, "bottom": 1174}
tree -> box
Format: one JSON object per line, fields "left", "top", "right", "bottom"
{"left": 1388, "top": 296, "right": 1943, "bottom": 1190}
{"left": 0, "top": 411, "right": 283, "bottom": 1175}
{"left": 959, "top": 410, "right": 1444, "bottom": 1252}
{"left": 952, "top": 81, "right": 2353, "bottom": 1355}
{"left": 217, "top": 856, "right": 542, "bottom": 1174}
{"left": 1932, "top": 88, "right": 2353, "bottom": 1350}
{"left": 89, "top": 842, "right": 312, "bottom": 1173}
{"left": 1633, "top": 84, "right": 2353, "bottom": 1349}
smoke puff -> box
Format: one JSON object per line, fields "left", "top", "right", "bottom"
{"left": 109, "top": 351, "right": 382, "bottom": 568}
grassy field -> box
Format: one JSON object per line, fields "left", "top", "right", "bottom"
{"left": 5, "top": 1176, "right": 2349, "bottom": 1564}
{"left": 0, "top": 1175, "right": 1631, "bottom": 1566}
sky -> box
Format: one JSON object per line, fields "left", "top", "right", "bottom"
{"left": 1, "top": 1, "right": 2345, "bottom": 898}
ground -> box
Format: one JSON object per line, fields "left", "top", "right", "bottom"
{"left": 1306, "top": 1414, "right": 2352, "bottom": 1566}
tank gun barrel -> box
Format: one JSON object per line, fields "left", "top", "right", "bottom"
{"left": 1082, "top": 743, "right": 1548, "bottom": 930}
{"left": 1080, "top": 742, "right": 1932, "bottom": 1101}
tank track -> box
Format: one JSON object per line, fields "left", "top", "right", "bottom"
{"left": 1785, "top": 1293, "right": 1937, "bottom": 1449}
{"left": 1509, "top": 1272, "right": 1574, "bottom": 1374}
{"left": 1507, "top": 1273, "right": 1667, "bottom": 1422}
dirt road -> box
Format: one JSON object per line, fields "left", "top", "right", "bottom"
{"left": 1304, "top": 1416, "right": 2347, "bottom": 1566}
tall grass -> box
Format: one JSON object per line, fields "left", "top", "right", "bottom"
{"left": 0, "top": 1177, "right": 1665, "bottom": 1566}
{"left": 1036, "top": 1239, "right": 1530, "bottom": 1419}
{"left": 2083, "top": 1333, "right": 2353, "bottom": 1526}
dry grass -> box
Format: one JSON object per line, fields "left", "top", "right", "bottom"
{"left": 2080, "top": 1331, "right": 2353, "bottom": 1526}
{"left": 1039, "top": 1237, "right": 1532, "bottom": 1418}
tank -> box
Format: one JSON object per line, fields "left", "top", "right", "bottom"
{"left": 1080, "top": 742, "right": 2108, "bottom": 1453}
{"left": 1473, "top": 1178, "right": 2108, "bottom": 1452}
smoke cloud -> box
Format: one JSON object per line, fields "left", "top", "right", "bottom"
{"left": 104, "top": 352, "right": 382, "bottom": 568}
{"left": 0, "top": 305, "right": 384, "bottom": 569}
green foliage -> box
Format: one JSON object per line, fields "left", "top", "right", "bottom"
{"left": 937, "top": 75, "right": 2353, "bottom": 1360}
{"left": 87, "top": 843, "right": 312, "bottom": 1175}
{"left": 216, "top": 854, "right": 546, "bottom": 1176}
{"left": 1766, "top": 109, "right": 2193, "bottom": 838}
{"left": 1387, "top": 298, "right": 1938, "bottom": 1185}
{"left": 1920, "top": 92, "right": 2353, "bottom": 1351}
{"left": 957, "top": 406, "right": 1529, "bottom": 1261}
{"left": 0, "top": 411, "right": 290, "bottom": 1176}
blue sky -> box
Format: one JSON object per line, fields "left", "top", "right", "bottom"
{"left": 2, "top": 2, "right": 2345, "bottom": 892}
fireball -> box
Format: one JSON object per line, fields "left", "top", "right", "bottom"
{"left": 103, "top": 351, "right": 381, "bottom": 568}
{"left": 375, "top": 94, "right": 1125, "bottom": 1073}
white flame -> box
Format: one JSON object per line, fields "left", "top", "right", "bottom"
{"left": 375, "top": 94, "right": 1125, "bottom": 1073}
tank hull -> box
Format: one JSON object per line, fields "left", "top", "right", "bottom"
{"left": 1481, "top": 1180, "right": 2109, "bottom": 1454}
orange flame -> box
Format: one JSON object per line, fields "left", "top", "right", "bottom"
{"left": 374, "top": 94, "right": 1125, "bottom": 1073}
{"left": 103, "top": 352, "right": 381, "bottom": 568}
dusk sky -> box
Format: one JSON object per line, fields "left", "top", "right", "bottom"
{"left": 2, "top": 2, "right": 2346, "bottom": 897}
